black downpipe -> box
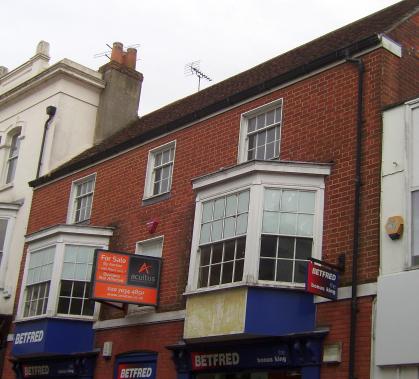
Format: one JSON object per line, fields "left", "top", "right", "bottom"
{"left": 346, "top": 57, "right": 364, "bottom": 379}
{"left": 36, "top": 106, "right": 57, "bottom": 179}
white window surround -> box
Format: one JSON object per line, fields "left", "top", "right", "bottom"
{"left": 16, "top": 224, "right": 113, "bottom": 322}
{"left": 0, "top": 202, "right": 21, "bottom": 289}
{"left": 237, "top": 98, "right": 283, "bottom": 163}
{"left": 66, "top": 173, "right": 96, "bottom": 224}
{"left": 185, "top": 160, "right": 331, "bottom": 294}
{"left": 143, "top": 140, "right": 176, "bottom": 200}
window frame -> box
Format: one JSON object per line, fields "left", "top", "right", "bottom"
{"left": 143, "top": 140, "right": 176, "bottom": 200}
{"left": 16, "top": 225, "right": 113, "bottom": 321}
{"left": 186, "top": 160, "right": 330, "bottom": 293}
{"left": 237, "top": 99, "right": 283, "bottom": 163}
{"left": 67, "top": 173, "right": 96, "bottom": 224}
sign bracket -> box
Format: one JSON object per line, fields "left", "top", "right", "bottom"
{"left": 310, "top": 253, "right": 345, "bottom": 273}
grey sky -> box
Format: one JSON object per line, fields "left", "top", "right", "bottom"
{"left": 2, "top": 0, "right": 400, "bottom": 115}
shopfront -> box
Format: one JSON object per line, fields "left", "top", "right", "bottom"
{"left": 11, "top": 318, "right": 97, "bottom": 379}
{"left": 169, "top": 334, "right": 325, "bottom": 379}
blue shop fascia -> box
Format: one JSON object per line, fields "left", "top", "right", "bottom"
{"left": 168, "top": 162, "right": 331, "bottom": 379}
{"left": 10, "top": 224, "right": 114, "bottom": 379}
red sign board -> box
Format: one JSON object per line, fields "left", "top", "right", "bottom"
{"left": 305, "top": 260, "right": 339, "bottom": 300}
{"left": 91, "top": 250, "right": 161, "bottom": 306}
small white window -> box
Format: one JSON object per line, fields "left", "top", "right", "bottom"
{"left": 238, "top": 99, "right": 282, "bottom": 163}
{"left": 5, "top": 129, "right": 21, "bottom": 184}
{"left": 144, "top": 141, "right": 176, "bottom": 199}
{"left": 0, "top": 219, "right": 8, "bottom": 267}
{"left": 136, "top": 236, "right": 163, "bottom": 258}
{"left": 68, "top": 174, "right": 96, "bottom": 224}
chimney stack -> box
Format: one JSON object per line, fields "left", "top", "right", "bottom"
{"left": 94, "top": 42, "right": 143, "bottom": 144}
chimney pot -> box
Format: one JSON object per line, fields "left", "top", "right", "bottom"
{"left": 111, "top": 42, "right": 124, "bottom": 65}
{"left": 125, "top": 48, "right": 137, "bottom": 70}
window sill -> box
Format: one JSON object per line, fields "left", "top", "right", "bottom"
{"left": 14, "top": 314, "right": 97, "bottom": 324}
{"left": 142, "top": 191, "right": 171, "bottom": 206}
{"left": 184, "top": 281, "right": 306, "bottom": 297}
{"left": 0, "top": 183, "right": 13, "bottom": 192}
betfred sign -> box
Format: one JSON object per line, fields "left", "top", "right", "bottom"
{"left": 305, "top": 260, "right": 339, "bottom": 300}
{"left": 192, "top": 352, "right": 240, "bottom": 370}
{"left": 91, "top": 250, "right": 161, "bottom": 306}
{"left": 117, "top": 363, "right": 155, "bottom": 379}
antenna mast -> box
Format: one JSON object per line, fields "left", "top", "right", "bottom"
{"left": 185, "top": 61, "right": 212, "bottom": 91}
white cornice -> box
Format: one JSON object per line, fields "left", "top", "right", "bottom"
{"left": 192, "top": 160, "right": 332, "bottom": 191}
{"left": 25, "top": 224, "right": 114, "bottom": 244}
{"left": 0, "top": 59, "right": 105, "bottom": 106}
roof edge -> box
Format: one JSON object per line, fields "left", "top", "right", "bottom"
{"left": 29, "top": 34, "right": 381, "bottom": 189}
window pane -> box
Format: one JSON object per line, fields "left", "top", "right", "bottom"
{"left": 202, "top": 202, "right": 213, "bottom": 222}
{"left": 211, "top": 220, "right": 223, "bottom": 241}
{"left": 212, "top": 243, "right": 223, "bottom": 264}
{"left": 62, "top": 262, "right": 75, "bottom": 280}
{"left": 295, "top": 238, "right": 312, "bottom": 260}
{"left": 236, "top": 214, "right": 248, "bottom": 235}
{"left": 224, "top": 240, "right": 235, "bottom": 261}
{"left": 213, "top": 198, "right": 225, "bottom": 219}
{"left": 256, "top": 114, "right": 265, "bottom": 130}
{"left": 82, "top": 299, "right": 95, "bottom": 316}
{"left": 73, "top": 281, "right": 85, "bottom": 298}
{"left": 238, "top": 191, "right": 250, "bottom": 213}
{"left": 160, "top": 178, "right": 169, "bottom": 193}
{"left": 70, "top": 298, "right": 83, "bottom": 315}
{"left": 162, "top": 149, "right": 171, "bottom": 164}
{"left": 60, "top": 280, "right": 72, "bottom": 297}
{"left": 0, "top": 219, "right": 8, "bottom": 251}
{"left": 259, "top": 259, "right": 275, "bottom": 281}
{"left": 200, "top": 246, "right": 211, "bottom": 266}
{"left": 221, "top": 262, "right": 233, "bottom": 284}
{"left": 281, "top": 190, "right": 298, "bottom": 212}
{"left": 266, "top": 110, "right": 275, "bottom": 126}
{"left": 248, "top": 134, "right": 255, "bottom": 151}
{"left": 225, "top": 195, "right": 237, "bottom": 217}
{"left": 260, "top": 235, "right": 277, "bottom": 258}
{"left": 224, "top": 217, "right": 235, "bottom": 239}
{"left": 262, "top": 211, "right": 279, "bottom": 233}
{"left": 154, "top": 152, "right": 162, "bottom": 166}
{"left": 234, "top": 259, "right": 244, "bottom": 282}
{"left": 277, "top": 237, "right": 294, "bottom": 259}
{"left": 247, "top": 148, "right": 256, "bottom": 161}
{"left": 280, "top": 213, "right": 297, "bottom": 235}
{"left": 236, "top": 238, "right": 246, "bottom": 259}
{"left": 275, "top": 107, "right": 282, "bottom": 123}
{"left": 297, "top": 214, "right": 314, "bottom": 236}
{"left": 248, "top": 117, "right": 256, "bottom": 133}
{"left": 200, "top": 223, "right": 211, "bottom": 244}
{"left": 264, "top": 189, "right": 281, "bottom": 211}
{"left": 294, "top": 261, "right": 308, "bottom": 283}
{"left": 276, "top": 260, "right": 293, "bottom": 282}
{"left": 57, "top": 297, "right": 70, "bottom": 314}
{"left": 209, "top": 264, "right": 221, "bottom": 286}
{"left": 199, "top": 266, "right": 209, "bottom": 288}
{"left": 265, "top": 142, "right": 275, "bottom": 160}
{"left": 299, "top": 191, "right": 315, "bottom": 213}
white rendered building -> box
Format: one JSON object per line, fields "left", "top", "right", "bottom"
{"left": 374, "top": 97, "right": 419, "bottom": 378}
{"left": 0, "top": 41, "right": 142, "bottom": 349}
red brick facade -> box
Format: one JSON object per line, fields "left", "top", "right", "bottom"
{"left": 3, "top": 5, "right": 418, "bottom": 379}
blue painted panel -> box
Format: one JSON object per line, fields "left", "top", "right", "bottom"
{"left": 245, "top": 288, "right": 315, "bottom": 335}
{"left": 12, "top": 318, "right": 94, "bottom": 356}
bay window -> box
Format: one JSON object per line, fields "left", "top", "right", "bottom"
{"left": 18, "top": 225, "right": 113, "bottom": 320}
{"left": 186, "top": 160, "right": 331, "bottom": 292}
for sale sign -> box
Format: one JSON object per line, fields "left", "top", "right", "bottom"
{"left": 91, "top": 250, "right": 161, "bottom": 306}
{"left": 305, "top": 260, "right": 339, "bottom": 300}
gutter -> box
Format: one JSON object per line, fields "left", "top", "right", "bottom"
{"left": 36, "top": 106, "right": 56, "bottom": 179}
{"left": 30, "top": 34, "right": 381, "bottom": 188}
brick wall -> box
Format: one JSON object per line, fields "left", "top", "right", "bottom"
{"left": 318, "top": 297, "right": 374, "bottom": 379}
{"left": 94, "top": 321, "right": 183, "bottom": 379}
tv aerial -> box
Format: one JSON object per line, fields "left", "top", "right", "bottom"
{"left": 185, "top": 61, "right": 212, "bottom": 91}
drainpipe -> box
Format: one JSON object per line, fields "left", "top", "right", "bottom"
{"left": 36, "top": 105, "right": 56, "bottom": 178}
{"left": 346, "top": 57, "right": 364, "bottom": 379}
